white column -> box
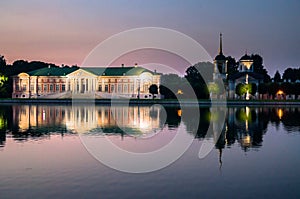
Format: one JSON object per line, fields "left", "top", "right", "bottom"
{"left": 66, "top": 79, "right": 69, "bottom": 92}
{"left": 88, "top": 79, "right": 91, "bottom": 92}
{"left": 102, "top": 79, "right": 104, "bottom": 92}
{"left": 79, "top": 79, "right": 82, "bottom": 93}
{"left": 85, "top": 78, "right": 87, "bottom": 92}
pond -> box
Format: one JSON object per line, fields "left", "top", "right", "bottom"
{"left": 0, "top": 104, "right": 299, "bottom": 199}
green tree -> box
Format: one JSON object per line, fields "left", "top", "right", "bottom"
{"left": 159, "top": 85, "right": 177, "bottom": 99}
{"left": 280, "top": 82, "right": 293, "bottom": 95}
{"left": 273, "top": 70, "right": 281, "bottom": 83}
{"left": 185, "top": 62, "right": 214, "bottom": 99}
{"left": 208, "top": 82, "right": 220, "bottom": 95}
{"left": 251, "top": 54, "right": 271, "bottom": 82}
{"left": 0, "top": 55, "right": 7, "bottom": 74}
{"left": 236, "top": 83, "right": 246, "bottom": 97}
{"left": 236, "top": 83, "right": 255, "bottom": 98}
{"left": 282, "top": 67, "right": 300, "bottom": 82}
{"left": 226, "top": 56, "right": 238, "bottom": 76}
{"left": 0, "top": 74, "right": 9, "bottom": 98}
{"left": 258, "top": 83, "right": 267, "bottom": 94}
{"left": 149, "top": 84, "right": 158, "bottom": 99}
{"left": 294, "top": 83, "right": 300, "bottom": 99}
{"left": 267, "top": 82, "right": 279, "bottom": 98}
{"left": 0, "top": 55, "right": 6, "bottom": 68}
{"left": 250, "top": 83, "right": 257, "bottom": 95}
{"left": 159, "top": 74, "right": 182, "bottom": 99}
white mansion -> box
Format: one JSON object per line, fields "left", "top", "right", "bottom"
{"left": 12, "top": 65, "right": 161, "bottom": 99}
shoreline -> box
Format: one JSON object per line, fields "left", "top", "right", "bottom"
{"left": 1, "top": 98, "right": 300, "bottom": 106}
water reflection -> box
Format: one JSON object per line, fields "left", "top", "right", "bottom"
{"left": 0, "top": 104, "right": 300, "bottom": 150}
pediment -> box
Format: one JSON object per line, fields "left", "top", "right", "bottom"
{"left": 67, "top": 69, "right": 97, "bottom": 78}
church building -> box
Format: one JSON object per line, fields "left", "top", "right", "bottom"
{"left": 213, "top": 33, "right": 264, "bottom": 99}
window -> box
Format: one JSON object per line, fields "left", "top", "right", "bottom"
{"left": 98, "top": 85, "right": 102, "bottom": 91}
{"left": 56, "top": 84, "right": 60, "bottom": 92}
{"left": 124, "top": 84, "right": 128, "bottom": 93}
{"left": 22, "top": 84, "right": 27, "bottom": 91}
{"left": 30, "top": 85, "right": 34, "bottom": 91}
{"left": 105, "top": 85, "right": 108, "bottom": 92}
{"left": 44, "top": 84, "right": 48, "bottom": 92}
{"left": 38, "top": 85, "right": 41, "bottom": 91}
{"left": 16, "top": 84, "right": 20, "bottom": 91}
{"left": 130, "top": 84, "right": 134, "bottom": 92}
{"left": 62, "top": 85, "right": 66, "bottom": 91}
{"left": 118, "top": 84, "right": 122, "bottom": 93}
{"left": 111, "top": 85, "right": 115, "bottom": 92}
{"left": 50, "top": 84, "right": 53, "bottom": 91}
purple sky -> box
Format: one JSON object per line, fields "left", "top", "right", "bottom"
{"left": 0, "top": 0, "right": 299, "bottom": 76}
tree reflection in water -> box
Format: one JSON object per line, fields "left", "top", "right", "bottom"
{"left": 0, "top": 105, "right": 299, "bottom": 152}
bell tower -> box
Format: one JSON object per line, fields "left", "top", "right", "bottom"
{"left": 213, "top": 33, "right": 227, "bottom": 80}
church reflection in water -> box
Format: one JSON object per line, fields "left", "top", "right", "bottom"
{"left": 1, "top": 104, "right": 300, "bottom": 152}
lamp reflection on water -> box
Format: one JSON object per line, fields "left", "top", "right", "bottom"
{"left": 277, "top": 108, "right": 283, "bottom": 120}
{"left": 242, "top": 135, "right": 252, "bottom": 147}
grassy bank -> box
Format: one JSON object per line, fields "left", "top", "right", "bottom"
{"left": 1, "top": 98, "right": 300, "bottom": 106}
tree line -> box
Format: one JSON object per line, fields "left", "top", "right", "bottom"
{"left": 0, "top": 55, "right": 78, "bottom": 98}
{"left": 1, "top": 53, "right": 300, "bottom": 99}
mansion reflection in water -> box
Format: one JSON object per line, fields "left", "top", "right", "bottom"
{"left": 10, "top": 105, "right": 163, "bottom": 135}
{"left": 1, "top": 105, "right": 300, "bottom": 151}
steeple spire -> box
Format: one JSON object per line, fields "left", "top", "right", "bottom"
{"left": 219, "top": 33, "right": 223, "bottom": 55}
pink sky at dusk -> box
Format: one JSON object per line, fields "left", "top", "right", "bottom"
{"left": 1, "top": 0, "right": 299, "bottom": 76}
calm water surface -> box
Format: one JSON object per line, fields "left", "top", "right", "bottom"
{"left": 0, "top": 104, "right": 300, "bottom": 199}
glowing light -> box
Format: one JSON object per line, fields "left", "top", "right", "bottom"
{"left": 277, "top": 109, "right": 283, "bottom": 119}
{"left": 277, "top": 90, "right": 284, "bottom": 95}
{"left": 177, "top": 109, "right": 182, "bottom": 117}
{"left": 177, "top": 89, "right": 183, "bottom": 95}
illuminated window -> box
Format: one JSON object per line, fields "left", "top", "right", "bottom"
{"left": 130, "top": 84, "right": 134, "bottom": 92}
{"left": 111, "top": 85, "right": 114, "bottom": 92}
{"left": 124, "top": 84, "right": 128, "bottom": 93}
{"left": 56, "top": 84, "right": 60, "bottom": 92}
{"left": 22, "top": 84, "right": 27, "bottom": 91}
{"left": 44, "top": 84, "right": 48, "bottom": 92}
{"left": 118, "top": 84, "right": 122, "bottom": 93}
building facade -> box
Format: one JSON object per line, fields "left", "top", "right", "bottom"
{"left": 12, "top": 66, "right": 161, "bottom": 99}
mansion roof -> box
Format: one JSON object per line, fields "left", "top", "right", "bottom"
{"left": 83, "top": 67, "right": 157, "bottom": 76}
{"left": 27, "top": 66, "right": 78, "bottom": 76}
{"left": 19, "top": 66, "right": 158, "bottom": 77}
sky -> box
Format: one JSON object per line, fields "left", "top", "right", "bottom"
{"left": 0, "top": 0, "right": 299, "bottom": 76}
